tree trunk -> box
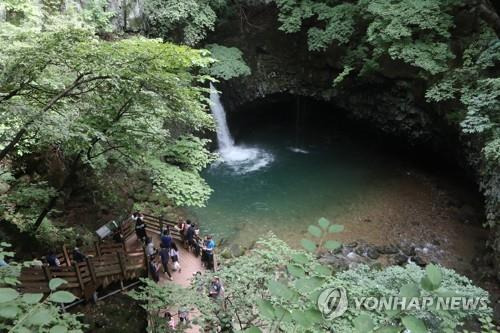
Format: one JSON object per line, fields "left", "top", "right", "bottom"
{"left": 0, "top": 127, "right": 28, "bottom": 161}
{"left": 478, "top": 1, "right": 500, "bottom": 36}
{"left": 33, "top": 152, "right": 82, "bottom": 231}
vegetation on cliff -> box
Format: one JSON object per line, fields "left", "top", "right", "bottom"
{"left": 0, "top": 0, "right": 216, "bottom": 243}
{"left": 141, "top": 0, "right": 499, "bottom": 227}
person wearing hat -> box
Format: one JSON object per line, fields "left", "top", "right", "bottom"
{"left": 209, "top": 276, "right": 223, "bottom": 298}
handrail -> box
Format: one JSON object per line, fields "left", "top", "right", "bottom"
{"left": 19, "top": 239, "right": 147, "bottom": 302}
{"left": 133, "top": 214, "right": 218, "bottom": 272}
{"left": 18, "top": 212, "right": 218, "bottom": 306}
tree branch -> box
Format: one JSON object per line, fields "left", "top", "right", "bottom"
{"left": 0, "top": 73, "right": 113, "bottom": 162}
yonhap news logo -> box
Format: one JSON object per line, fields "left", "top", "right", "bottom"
{"left": 317, "top": 287, "right": 348, "bottom": 320}
{"left": 317, "top": 287, "right": 489, "bottom": 320}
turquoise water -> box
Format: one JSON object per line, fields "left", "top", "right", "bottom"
{"left": 188, "top": 124, "right": 398, "bottom": 246}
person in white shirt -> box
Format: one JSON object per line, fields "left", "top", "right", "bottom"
{"left": 145, "top": 237, "right": 156, "bottom": 257}
{"left": 169, "top": 242, "right": 181, "bottom": 272}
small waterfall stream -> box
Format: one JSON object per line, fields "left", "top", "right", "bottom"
{"left": 209, "top": 83, "right": 273, "bottom": 173}
{"left": 209, "top": 83, "right": 235, "bottom": 151}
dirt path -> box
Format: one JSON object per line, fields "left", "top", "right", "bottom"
{"left": 126, "top": 233, "right": 204, "bottom": 332}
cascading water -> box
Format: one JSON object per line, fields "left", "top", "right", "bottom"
{"left": 209, "top": 83, "right": 273, "bottom": 173}
{"left": 209, "top": 83, "right": 234, "bottom": 151}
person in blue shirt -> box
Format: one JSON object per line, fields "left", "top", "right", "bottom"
{"left": 161, "top": 231, "right": 172, "bottom": 250}
{"left": 46, "top": 250, "right": 61, "bottom": 267}
{"left": 202, "top": 235, "right": 215, "bottom": 269}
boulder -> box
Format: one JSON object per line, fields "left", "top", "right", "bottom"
{"left": 366, "top": 247, "right": 380, "bottom": 260}
{"left": 393, "top": 254, "right": 408, "bottom": 266}
{"left": 377, "top": 244, "right": 399, "bottom": 255}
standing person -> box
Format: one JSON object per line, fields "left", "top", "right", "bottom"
{"left": 203, "top": 236, "right": 216, "bottom": 270}
{"left": 72, "top": 246, "right": 86, "bottom": 263}
{"left": 186, "top": 223, "right": 196, "bottom": 251}
{"left": 169, "top": 243, "right": 181, "bottom": 272}
{"left": 165, "top": 312, "right": 176, "bottom": 330}
{"left": 46, "top": 250, "right": 61, "bottom": 267}
{"left": 209, "top": 276, "right": 223, "bottom": 299}
{"left": 161, "top": 224, "right": 171, "bottom": 237}
{"left": 176, "top": 220, "right": 186, "bottom": 242}
{"left": 178, "top": 308, "right": 189, "bottom": 325}
{"left": 161, "top": 230, "right": 172, "bottom": 250}
{"left": 201, "top": 236, "right": 209, "bottom": 266}
{"left": 183, "top": 220, "right": 192, "bottom": 247}
{"left": 135, "top": 214, "right": 147, "bottom": 243}
{"left": 145, "top": 237, "right": 156, "bottom": 257}
{"left": 159, "top": 244, "right": 173, "bottom": 281}
{"left": 148, "top": 256, "right": 160, "bottom": 283}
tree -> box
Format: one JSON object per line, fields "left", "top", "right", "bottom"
{"left": 0, "top": 0, "right": 217, "bottom": 234}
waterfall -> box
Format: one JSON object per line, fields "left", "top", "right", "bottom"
{"left": 209, "top": 83, "right": 235, "bottom": 151}
{"left": 208, "top": 83, "right": 274, "bottom": 173}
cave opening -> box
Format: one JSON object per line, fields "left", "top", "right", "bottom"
{"left": 227, "top": 93, "right": 478, "bottom": 187}
{"left": 191, "top": 93, "right": 487, "bottom": 273}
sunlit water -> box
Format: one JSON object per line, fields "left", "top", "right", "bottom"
{"left": 188, "top": 122, "right": 486, "bottom": 273}
{"left": 191, "top": 89, "right": 486, "bottom": 271}
{"left": 189, "top": 126, "right": 399, "bottom": 245}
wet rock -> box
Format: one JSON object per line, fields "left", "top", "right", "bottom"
{"left": 431, "top": 238, "right": 441, "bottom": 246}
{"left": 366, "top": 248, "right": 380, "bottom": 260}
{"left": 319, "top": 254, "right": 349, "bottom": 271}
{"left": 400, "top": 244, "right": 416, "bottom": 257}
{"left": 0, "top": 180, "right": 10, "bottom": 195}
{"left": 412, "top": 256, "right": 427, "bottom": 267}
{"left": 355, "top": 247, "right": 365, "bottom": 256}
{"left": 393, "top": 254, "right": 408, "bottom": 266}
{"left": 377, "top": 244, "right": 399, "bottom": 255}
{"left": 346, "top": 241, "right": 358, "bottom": 248}
{"left": 346, "top": 252, "right": 365, "bottom": 262}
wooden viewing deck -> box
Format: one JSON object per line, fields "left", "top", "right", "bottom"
{"left": 18, "top": 214, "right": 216, "bottom": 307}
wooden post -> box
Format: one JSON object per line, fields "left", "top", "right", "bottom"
{"left": 74, "top": 263, "right": 85, "bottom": 294}
{"left": 94, "top": 242, "right": 102, "bottom": 258}
{"left": 159, "top": 215, "right": 164, "bottom": 235}
{"left": 62, "top": 245, "right": 72, "bottom": 267}
{"left": 120, "top": 222, "right": 127, "bottom": 252}
{"left": 143, "top": 246, "right": 150, "bottom": 278}
{"left": 86, "top": 257, "right": 97, "bottom": 285}
{"left": 42, "top": 265, "right": 52, "bottom": 281}
{"left": 213, "top": 252, "right": 218, "bottom": 272}
{"left": 117, "top": 252, "right": 126, "bottom": 280}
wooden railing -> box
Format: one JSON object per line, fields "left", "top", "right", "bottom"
{"left": 19, "top": 240, "right": 146, "bottom": 302}
{"left": 138, "top": 213, "right": 218, "bottom": 271}
{"left": 18, "top": 213, "right": 217, "bottom": 306}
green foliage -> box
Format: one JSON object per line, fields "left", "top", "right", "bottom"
{"left": 204, "top": 44, "right": 251, "bottom": 80}
{"left": 128, "top": 278, "right": 217, "bottom": 332}
{"left": 273, "top": 0, "right": 500, "bottom": 227}
{"left": 0, "top": 0, "right": 218, "bottom": 237}
{"left": 144, "top": 0, "right": 223, "bottom": 45}
{"left": 0, "top": 243, "right": 84, "bottom": 332}
{"left": 181, "top": 232, "right": 492, "bottom": 332}
{"left": 275, "top": 0, "right": 457, "bottom": 75}
{"left": 301, "top": 217, "right": 343, "bottom": 253}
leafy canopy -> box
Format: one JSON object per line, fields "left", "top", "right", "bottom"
{"left": 0, "top": 0, "right": 217, "bottom": 240}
